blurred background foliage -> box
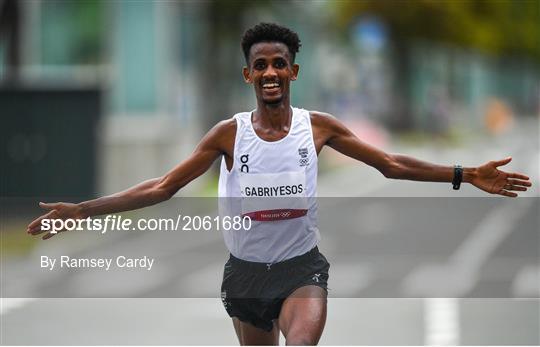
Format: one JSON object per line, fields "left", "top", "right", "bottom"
{"left": 335, "top": 0, "right": 540, "bottom": 62}
{"left": 39, "top": 0, "right": 104, "bottom": 65}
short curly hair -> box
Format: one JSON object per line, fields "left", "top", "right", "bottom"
{"left": 241, "top": 22, "right": 301, "bottom": 64}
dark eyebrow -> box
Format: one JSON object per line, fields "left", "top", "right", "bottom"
{"left": 251, "top": 58, "right": 266, "bottom": 65}
{"left": 251, "top": 55, "right": 288, "bottom": 66}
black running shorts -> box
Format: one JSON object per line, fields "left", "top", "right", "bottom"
{"left": 220, "top": 246, "right": 330, "bottom": 332}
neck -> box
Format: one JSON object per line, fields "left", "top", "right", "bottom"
{"left": 254, "top": 99, "right": 292, "bottom": 130}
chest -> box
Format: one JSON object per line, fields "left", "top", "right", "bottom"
{"left": 233, "top": 138, "right": 315, "bottom": 174}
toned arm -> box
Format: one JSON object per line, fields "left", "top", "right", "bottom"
{"left": 28, "top": 119, "right": 236, "bottom": 238}
{"left": 310, "top": 111, "right": 531, "bottom": 196}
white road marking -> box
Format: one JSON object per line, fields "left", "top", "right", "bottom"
{"left": 403, "top": 198, "right": 533, "bottom": 345}
{"left": 424, "top": 298, "right": 459, "bottom": 345}
{"left": 0, "top": 298, "right": 36, "bottom": 316}
{"left": 403, "top": 198, "right": 533, "bottom": 296}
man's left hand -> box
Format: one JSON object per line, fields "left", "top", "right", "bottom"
{"left": 470, "top": 157, "right": 532, "bottom": 197}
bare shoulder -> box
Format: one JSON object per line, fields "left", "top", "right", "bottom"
{"left": 212, "top": 118, "right": 237, "bottom": 137}
{"left": 308, "top": 111, "right": 346, "bottom": 150}
{"left": 198, "top": 117, "right": 237, "bottom": 156}
{"left": 309, "top": 110, "right": 349, "bottom": 133}
{"left": 309, "top": 110, "right": 338, "bottom": 128}
{"left": 203, "top": 118, "right": 237, "bottom": 142}
{"left": 310, "top": 110, "right": 351, "bottom": 139}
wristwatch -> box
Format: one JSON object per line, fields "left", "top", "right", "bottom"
{"left": 452, "top": 165, "right": 463, "bottom": 190}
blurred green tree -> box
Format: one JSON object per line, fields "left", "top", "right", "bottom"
{"left": 335, "top": 0, "right": 540, "bottom": 62}
{"left": 40, "top": 0, "right": 103, "bottom": 65}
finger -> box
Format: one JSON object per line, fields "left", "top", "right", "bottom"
{"left": 29, "top": 225, "right": 50, "bottom": 235}
{"left": 507, "top": 179, "right": 532, "bottom": 187}
{"left": 507, "top": 186, "right": 527, "bottom": 192}
{"left": 28, "top": 222, "right": 46, "bottom": 234}
{"left": 29, "top": 227, "right": 51, "bottom": 236}
{"left": 493, "top": 157, "right": 512, "bottom": 167}
{"left": 42, "top": 232, "right": 57, "bottom": 240}
{"left": 39, "top": 202, "right": 59, "bottom": 211}
{"left": 27, "top": 210, "right": 56, "bottom": 233}
{"left": 27, "top": 216, "right": 46, "bottom": 231}
{"left": 508, "top": 173, "right": 530, "bottom": 181}
{"left": 26, "top": 214, "right": 48, "bottom": 234}
{"left": 28, "top": 210, "right": 55, "bottom": 229}
{"left": 498, "top": 189, "right": 517, "bottom": 198}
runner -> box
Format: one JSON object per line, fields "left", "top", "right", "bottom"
{"left": 27, "top": 23, "right": 531, "bottom": 345}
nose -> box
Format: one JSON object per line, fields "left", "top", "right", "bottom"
{"left": 263, "top": 65, "right": 277, "bottom": 79}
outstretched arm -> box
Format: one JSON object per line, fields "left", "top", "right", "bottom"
{"left": 27, "top": 119, "right": 236, "bottom": 239}
{"left": 311, "top": 112, "right": 531, "bottom": 197}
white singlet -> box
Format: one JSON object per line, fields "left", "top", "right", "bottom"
{"left": 218, "top": 106, "right": 320, "bottom": 263}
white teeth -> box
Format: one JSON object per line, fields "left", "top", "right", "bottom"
{"left": 263, "top": 83, "right": 279, "bottom": 88}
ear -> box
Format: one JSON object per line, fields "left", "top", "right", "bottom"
{"left": 242, "top": 67, "right": 252, "bottom": 84}
{"left": 291, "top": 63, "right": 299, "bottom": 81}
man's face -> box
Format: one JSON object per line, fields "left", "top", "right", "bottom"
{"left": 243, "top": 42, "right": 299, "bottom": 106}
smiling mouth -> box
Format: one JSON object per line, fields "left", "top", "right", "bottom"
{"left": 262, "top": 82, "right": 280, "bottom": 92}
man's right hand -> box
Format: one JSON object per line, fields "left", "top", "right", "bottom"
{"left": 27, "top": 202, "right": 84, "bottom": 240}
